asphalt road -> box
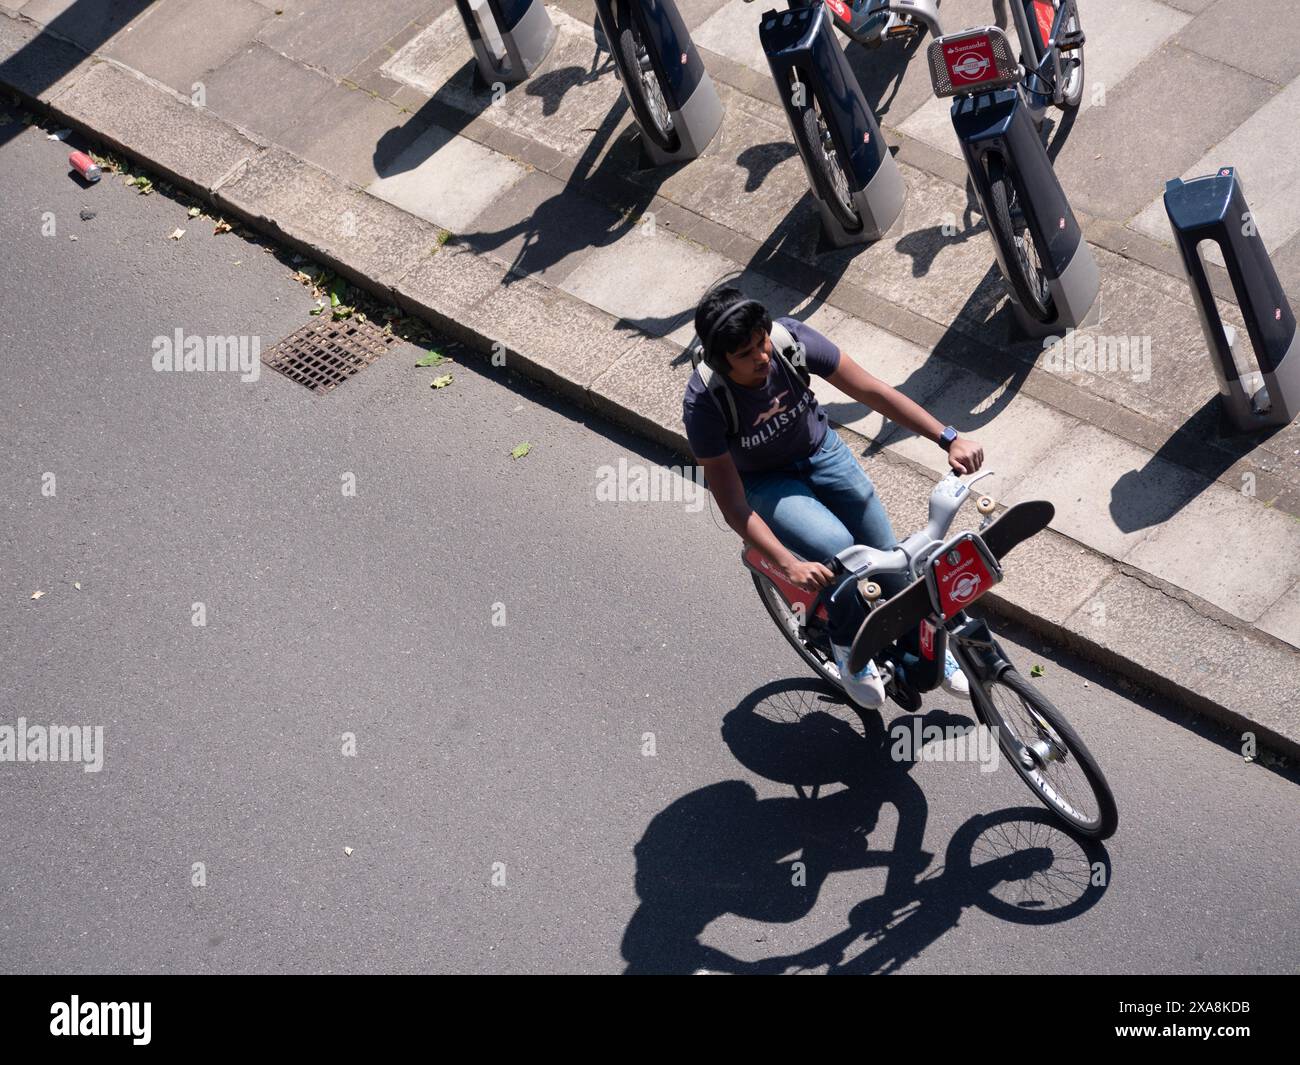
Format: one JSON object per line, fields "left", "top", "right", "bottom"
{"left": 1, "top": 110, "right": 1297, "bottom": 974}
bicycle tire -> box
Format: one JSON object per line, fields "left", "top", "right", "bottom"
{"left": 798, "top": 96, "right": 862, "bottom": 233}
{"left": 1058, "top": 8, "right": 1085, "bottom": 109}
{"left": 615, "top": 11, "right": 680, "bottom": 154}
{"left": 752, "top": 572, "right": 844, "bottom": 692}
{"left": 973, "top": 667, "right": 1118, "bottom": 840}
{"left": 986, "top": 152, "right": 1055, "bottom": 322}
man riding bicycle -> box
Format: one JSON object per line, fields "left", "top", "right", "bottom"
{"left": 684, "top": 287, "right": 985, "bottom": 708}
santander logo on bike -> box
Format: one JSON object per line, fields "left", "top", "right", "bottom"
{"left": 933, "top": 538, "right": 996, "bottom": 617}
{"left": 944, "top": 36, "right": 996, "bottom": 85}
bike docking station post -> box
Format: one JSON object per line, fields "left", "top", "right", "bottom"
{"left": 1164, "top": 167, "right": 1300, "bottom": 432}
{"left": 453, "top": 0, "right": 557, "bottom": 86}
{"left": 926, "top": 26, "right": 1100, "bottom": 339}
{"left": 594, "top": 0, "right": 724, "bottom": 166}
{"left": 760, "top": 4, "right": 906, "bottom": 246}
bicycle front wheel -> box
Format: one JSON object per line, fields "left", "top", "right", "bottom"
{"left": 986, "top": 152, "right": 1055, "bottom": 322}
{"left": 797, "top": 91, "right": 862, "bottom": 233}
{"left": 974, "top": 668, "right": 1118, "bottom": 840}
{"left": 615, "top": 6, "right": 679, "bottom": 153}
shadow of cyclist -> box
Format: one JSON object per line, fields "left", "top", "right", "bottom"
{"left": 620, "top": 680, "right": 929, "bottom": 973}
{"left": 622, "top": 678, "right": 1106, "bottom": 973}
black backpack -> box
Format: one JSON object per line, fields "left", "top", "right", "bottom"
{"left": 687, "top": 320, "right": 812, "bottom": 438}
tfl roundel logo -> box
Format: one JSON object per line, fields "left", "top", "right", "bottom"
{"left": 951, "top": 573, "right": 982, "bottom": 604}
{"left": 952, "top": 52, "right": 991, "bottom": 82}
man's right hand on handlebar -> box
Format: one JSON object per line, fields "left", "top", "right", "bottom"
{"left": 946, "top": 437, "right": 984, "bottom": 476}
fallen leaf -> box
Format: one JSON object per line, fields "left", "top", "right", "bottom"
{"left": 309, "top": 302, "right": 325, "bottom": 316}
{"left": 415, "top": 349, "right": 448, "bottom": 367}
{"left": 168, "top": 227, "right": 185, "bottom": 240}
{"left": 1030, "top": 664, "right": 1045, "bottom": 678}
{"left": 213, "top": 219, "right": 232, "bottom": 235}
{"left": 430, "top": 373, "right": 453, "bottom": 389}
{"left": 510, "top": 442, "right": 531, "bottom": 459}
{"left": 31, "top": 590, "right": 45, "bottom": 600}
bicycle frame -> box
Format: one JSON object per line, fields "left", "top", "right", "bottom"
{"left": 996, "top": 0, "right": 1081, "bottom": 116}
{"left": 771, "top": 0, "right": 943, "bottom": 47}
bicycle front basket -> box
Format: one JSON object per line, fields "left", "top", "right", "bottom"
{"left": 927, "top": 26, "right": 1022, "bottom": 98}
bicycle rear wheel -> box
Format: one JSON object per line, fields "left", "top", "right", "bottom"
{"left": 752, "top": 572, "right": 843, "bottom": 691}
{"left": 974, "top": 668, "right": 1118, "bottom": 840}
{"left": 986, "top": 152, "right": 1055, "bottom": 322}
{"left": 1053, "top": 4, "right": 1084, "bottom": 108}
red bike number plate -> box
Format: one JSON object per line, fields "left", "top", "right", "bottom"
{"left": 943, "top": 34, "right": 997, "bottom": 88}
{"left": 931, "top": 537, "right": 996, "bottom": 619}
{"left": 824, "top": 0, "right": 851, "bottom": 23}
{"left": 919, "top": 619, "right": 936, "bottom": 660}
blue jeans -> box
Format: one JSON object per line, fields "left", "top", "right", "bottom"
{"left": 742, "top": 430, "right": 905, "bottom": 647}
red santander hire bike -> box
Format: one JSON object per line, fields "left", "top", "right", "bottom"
{"left": 745, "top": 469, "right": 1118, "bottom": 840}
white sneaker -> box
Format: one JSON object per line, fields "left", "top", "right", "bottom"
{"left": 831, "top": 642, "right": 886, "bottom": 709}
{"left": 941, "top": 650, "right": 970, "bottom": 696}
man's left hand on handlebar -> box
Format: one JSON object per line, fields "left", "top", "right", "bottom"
{"left": 947, "top": 438, "right": 984, "bottom": 475}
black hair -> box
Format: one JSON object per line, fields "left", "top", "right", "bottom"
{"left": 694, "top": 285, "right": 771, "bottom": 373}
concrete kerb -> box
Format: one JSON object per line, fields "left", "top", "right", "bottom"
{"left": 212, "top": 147, "right": 446, "bottom": 303}
{"left": 1, "top": 21, "right": 1296, "bottom": 760}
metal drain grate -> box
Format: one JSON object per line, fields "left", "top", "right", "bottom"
{"left": 262, "top": 317, "right": 394, "bottom": 393}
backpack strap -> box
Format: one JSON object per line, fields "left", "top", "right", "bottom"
{"left": 696, "top": 361, "right": 741, "bottom": 438}
{"left": 769, "top": 319, "right": 812, "bottom": 390}
{"left": 688, "top": 335, "right": 741, "bottom": 437}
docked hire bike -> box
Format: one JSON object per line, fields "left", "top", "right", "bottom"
{"left": 745, "top": 470, "right": 1118, "bottom": 840}
{"left": 927, "top": 3, "right": 1087, "bottom": 320}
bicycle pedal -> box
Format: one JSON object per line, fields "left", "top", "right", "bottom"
{"left": 886, "top": 675, "right": 923, "bottom": 713}
{"left": 1057, "top": 31, "right": 1085, "bottom": 51}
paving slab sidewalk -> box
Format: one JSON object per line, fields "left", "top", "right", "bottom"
{"left": 2, "top": 2, "right": 1297, "bottom": 755}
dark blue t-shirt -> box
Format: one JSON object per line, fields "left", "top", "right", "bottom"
{"left": 682, "top": 317, "right": 841, "bottom": 473}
